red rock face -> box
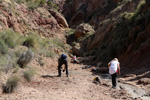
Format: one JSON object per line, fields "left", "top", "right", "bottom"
{"left": 0, "top": 2, "right": 68, "bottom": 38}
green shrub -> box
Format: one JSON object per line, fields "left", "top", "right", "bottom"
{"left": 15, "top": 0, "right": 26, "bottom": 4}
{"left": 24, "top": 67, "right": 36, "bottom": 82}
{"left": 0, "top": 39, "right": 8, "bottom": 54}
{"left": 38, "top": 60, "right": 44, "bottom": 66}
{"left": 23, "top": 36, "right": 36, "bottom": 48}
{"left": 78, "top": 33, "right": 93, "bottom": 42}
{"left": 66, "top": 29, "right": 75, "bottom": 36}
{"left": 40, "top": 0, "right": 46, "bottom": 7}
{"left": 13, "top": 65, "right": 19, "bottom": 73}
{"left": 3, "top": 75, "right": 20, "bottom": 93}
{"left": 1, "top": 29, "right": 19, "bottom": 48}
{"left": 27, "top": 0, "right": 39, "bottom": 11}
{"left": 44, "top": 50, "right": 55, "bottom": 58}
{"left": 28, "top": 5, "right": 38, "bottom": 11}
{"left": 54, "top": 4, "right": 59, "bottom": 10}
{"left": 52, "top": 38, "right": 64, "bottom": 48}
{"left": 0, "top": 29, "right": 20, "bottom": 51}
{"left": 47, "top": 0, "right": 53, "bottom": 7}
{"left": 37, "top": 57, "right": 44, "bottom": 66}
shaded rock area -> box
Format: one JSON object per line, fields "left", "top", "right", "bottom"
{"left": 63, "top": 0, "right": 117, "bottom": 28}
{"left": 137, "top": 78, "right": 150, "bottom": 85}
{"left": 70, "top": 43, "right": 83, "bottom": 56}
{"left": 64, "top": 0, "right": 150, "bottom": 76}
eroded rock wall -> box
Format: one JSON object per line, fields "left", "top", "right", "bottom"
{"left": 0, "top": 1, "right": 68, "bottom": 38}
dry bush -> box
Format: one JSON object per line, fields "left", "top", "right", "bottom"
{"left": 24, "top": 67, "right": 36, "bottom": 82}
{"left": 2, "top": 75, "right": 20, "bottom": 93}
{"left": 17, "top": 49, "right": 34, "bottom": 68}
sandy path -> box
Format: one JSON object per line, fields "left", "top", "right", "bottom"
{"left": 2, "top": 61, "right": 150, "bottom": 100}
{"left": 0, "top": 63, "right": 116, "bottom": 100}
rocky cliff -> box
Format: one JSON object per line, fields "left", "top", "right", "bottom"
{"left": 0, "top": 0, "right": 68, "bottom": 38}
{"left": 64, "top": 0, "right": 150, "bottom": 74}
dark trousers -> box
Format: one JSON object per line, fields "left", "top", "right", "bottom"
{"left": 58, "top": 59, "right": 68, "bottom": 76}
{"left": 111, "top": 73, "right": 117, "bottom": 87}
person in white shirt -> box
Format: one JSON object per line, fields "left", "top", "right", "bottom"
{"left": 108, "top": 58, "right": 120, "bottom": 88}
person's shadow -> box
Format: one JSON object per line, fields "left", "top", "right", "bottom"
{"left": 42, "top": 75, "right": 59, "bottom": 78}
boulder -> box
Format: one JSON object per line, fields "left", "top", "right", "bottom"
{"left": 49, "top": 9, "right": 69, "bottom": 28}
{"left": 72, "top": 43, "right": 81, "bottom": 56}
{"left": 75, "top": 23, "right": 95, "bottom": 39}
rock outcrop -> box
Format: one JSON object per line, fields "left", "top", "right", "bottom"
{"left": 75, "top": 23, "right": 95, "bottom": 39}
{"left": 49, "top": 9, "right": 69, "bottom": 28}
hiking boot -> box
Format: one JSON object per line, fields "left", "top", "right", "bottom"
{"left": 112, "top": 86, "right": 116, "bottom": 89}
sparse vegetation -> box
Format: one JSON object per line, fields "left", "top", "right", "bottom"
{"left": 24, "top": 67, "right": 36, "bottom": 82}
{"left": 45, "top": 50, "right": 55, "bottom": 58}
{"left": 0, "top": 39, "right": 8, "bottom": 55}
{"left": 52, "top": 38, "right": 65, "bottom": 48}
{"left": 66, "top": 29, "right": 75, "bottom": 36}
{"left": 3, "top": 75, "right": 20, "bottom": 93}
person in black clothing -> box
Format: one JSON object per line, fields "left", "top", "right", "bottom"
{"left": 57, "top": 54, "right": 68, "bottom": 77}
